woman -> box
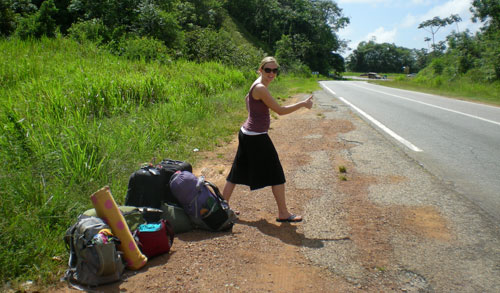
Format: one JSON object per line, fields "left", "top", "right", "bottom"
{"left": 222, "top": 56, "right": 313, "bottom": 222}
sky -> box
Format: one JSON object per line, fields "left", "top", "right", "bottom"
{"left": 335, "top": 0, "right": 484, "bottom": 56}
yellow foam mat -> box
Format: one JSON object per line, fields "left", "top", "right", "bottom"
{"left": 91, "top": 186, "right": 147, "bottom": 270}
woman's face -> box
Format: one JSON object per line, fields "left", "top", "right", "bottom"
{"left": 260, "top": 62, "right": 279, "bottom": 83}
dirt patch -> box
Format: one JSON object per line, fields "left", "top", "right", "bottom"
{"left": 397, "top": 206, "right": 452, "bottom": 242}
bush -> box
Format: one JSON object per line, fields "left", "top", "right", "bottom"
{"left": 0, "top": 0, "right": 16, "bottom": 36}
{"left": 68, "top": 18, "right": 109, "bottom": 45}
{"left": 116, "top": 36, "right": 171, "bottom": 63}
{"left": 432, "top": 75, "right": 444, "bottom": 87}
{"left": 431, "top": 58, "right": 445, "bottom": 75}
{"left": 184, "top": 28, "right": 232, "bottom": 63}
{"left": 15, "top": 0, "right": 58, "bottom": 39}
{"left": 135, "top": 2, "right": 184, "bottom": 49}
{"left": 184, "top": 27, "right": 261, "bottom": 69}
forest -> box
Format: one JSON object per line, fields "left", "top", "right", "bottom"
{"left": 0, "top": 0, "right": 349, "bottom": 74}
{"left": 2, "top": 0, "right": 498, "bottom": 80}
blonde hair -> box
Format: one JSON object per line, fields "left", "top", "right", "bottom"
{"left": 259, "top": 56, "right": 280, "bottom": 70}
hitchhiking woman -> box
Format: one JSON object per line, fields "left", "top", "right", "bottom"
{"left": 222, "top": 56, "right": 313, "bottom": 223}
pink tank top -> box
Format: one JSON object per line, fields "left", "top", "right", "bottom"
{"left": 242, "top": 83, "right": 270, "bottom": 133}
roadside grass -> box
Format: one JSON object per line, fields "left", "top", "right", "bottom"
{"left": 0, "top": 37, "right": 319, "bottom": 290}
{"left": 343, "top": 72, "right": 500, "bottom": 106}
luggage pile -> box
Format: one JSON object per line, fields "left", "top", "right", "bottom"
{"left": 62, "top": 159, "right": 237, "bottom": 289}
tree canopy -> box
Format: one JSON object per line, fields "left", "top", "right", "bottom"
{"left": 346, "top": 41, "right": 422, "bottom": 74}
{"left": 1, "top": 0, "right": 349, "bottom": 74}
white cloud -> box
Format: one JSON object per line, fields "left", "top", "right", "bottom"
{"left": 365, "top": 27, "right": 398, "bottom": 43}
{"left": 343, "top": 26, "right": 397, "bottom": 54}
{"left": 401, "top": 14, "right": 418, "bottom": 28}
{"left": 421, "top": 0, "right": 472, "bottom": 20}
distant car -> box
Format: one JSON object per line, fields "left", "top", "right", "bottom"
{"left": 360, "top": 72, "right": 382, "bottom": 79}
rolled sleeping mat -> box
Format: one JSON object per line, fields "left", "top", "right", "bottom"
{"left": 91, "top": 186, "right": 147, "bottom": 270}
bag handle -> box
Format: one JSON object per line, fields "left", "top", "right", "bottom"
{"left": 204, "top": 181, "right": 225, "bottom": 203}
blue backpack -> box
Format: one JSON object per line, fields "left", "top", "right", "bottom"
{"left": 169, "top": 171, "right": 237, "bottom": 231}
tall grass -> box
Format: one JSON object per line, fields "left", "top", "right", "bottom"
{"left": 0, "top": 36, "right": 250, "bottom": 288}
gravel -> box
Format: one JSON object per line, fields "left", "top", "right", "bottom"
{"left": 299, "top": 89, "right": 500, "bottom": 292}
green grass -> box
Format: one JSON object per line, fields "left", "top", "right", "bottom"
{"left": 0, "top": 36, "right": 319, "bottom": 291}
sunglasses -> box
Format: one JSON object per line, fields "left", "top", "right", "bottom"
{"left": 263, "top": 67, "right": 279, "bottom": 74}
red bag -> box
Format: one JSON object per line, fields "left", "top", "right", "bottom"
{"left": 136, "top": 219, "right": 174, "bottom": 258}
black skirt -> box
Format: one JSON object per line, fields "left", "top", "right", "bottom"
{"left": 226, "top": 130, "right": 286, "bottom": 190}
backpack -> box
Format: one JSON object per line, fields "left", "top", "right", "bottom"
{"left": 63, "top": 215, "right": 125, "bottom": 288}
{"left": 169, "top": 171, "right": 237, "bottom": 232}
{"left": 125, "top": 159, "right": 192, "bottom": 208}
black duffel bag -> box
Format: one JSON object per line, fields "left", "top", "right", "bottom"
{"left": 125, "top": 159, "right": 192, "bottom": 208}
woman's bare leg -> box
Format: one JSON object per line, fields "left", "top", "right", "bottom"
{"left": 222, "top": 181, "right": 236, "bottom": 202}
{"left": 272, "top": 184, "right": 301, "bottom": 220}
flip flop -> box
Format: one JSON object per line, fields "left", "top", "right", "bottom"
{"left": 276, "top": 214, "right": 302, "bottom": 223}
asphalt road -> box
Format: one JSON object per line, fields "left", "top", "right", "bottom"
{"left": 320, "top": 80, "right": 500, "bottom": 225}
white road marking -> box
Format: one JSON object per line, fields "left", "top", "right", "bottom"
{"left": 321, "top": 83, "right": 423, "bottom": 152}
{"left": 350, "top": 82, "right": 500, "bottom": 127}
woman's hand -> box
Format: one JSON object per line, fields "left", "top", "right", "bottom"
{"left": 303, "top": 95, "right": 313, "bottom": 109}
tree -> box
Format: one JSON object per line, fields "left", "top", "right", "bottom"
{"left": 471, "top": 0, "right": 500, "bottom": 32}
{"left": 0, "top": 0, "right": 16, "bottom": 36}
{"left": 449, "top": 14, "right": 462, "bottom": 33}
{"left": 418, "top": 16, "right": 450, "bottom": 50}
{"left": 68, "top": 0, "right": 140, "bottom": 28}
{"left": 225, "top": 0, "right": 349, "bottom": 74}
{"left": 16, "top": 0, "right": 59, "bottom": 39}
{"left": 446, "top": 30, "right": 480, "bottom": 74}
{"left": 134, "top": 0, "right": 183, "bottom": 48}
{"left": 346, "top": 41, "right": 417, "bottom": 73}
{"left": 471, "top": 0, "right": 500, "bottom": 79}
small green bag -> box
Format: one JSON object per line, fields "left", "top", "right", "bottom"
{"left": 83, "top": 206, "right": 146, "bottom": 232}
{"left": 160, "top": 202, "right": 193, "bottom": 234}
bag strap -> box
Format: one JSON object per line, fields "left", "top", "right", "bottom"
{"left": 162, "top": 219, "right": 175, "bottom": 245}
{"left": 205, "top": 181, "right": 225, "bottom": 203}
